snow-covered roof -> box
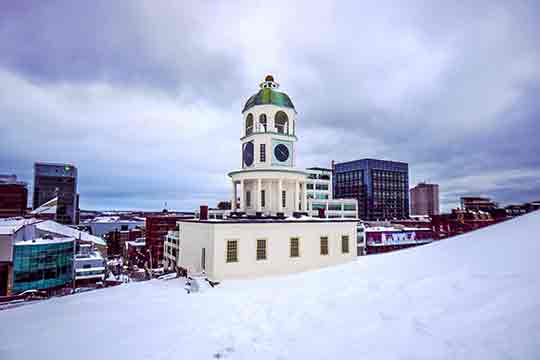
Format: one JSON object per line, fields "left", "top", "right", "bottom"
{"left": 30, "top": 197, "right": 58, "bottom": 215}
{"left": 125, "top": 240, "right": 146, "bottom": 248}
{"left": 0, "top": 218, "right": 39, "bottom": 235}
{"left": 0, "top": 225, "right": 22, "bottom": 235}
{"left": 85, "top": 216, "right": 144, "bottom": 224}
{"left": 14, "top": 237, "right": 74, "bottom": 246}
{"left": 75, "top": 267, "right": 105, "bottom": 273}
{"left": 36, "top": 220, "right": 106, "bottom": 246}
{"left": 364, "top": 225, "right": 432, "bottom": 232}
{"left": 75, "top": 251, "right": 104, "bottom": 261}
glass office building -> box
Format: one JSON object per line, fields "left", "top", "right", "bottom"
{"left": 12, "top": 238, "right": 74, "bottom": 293}
{"left": 334, "top": 159, "right": 409, "bottom": 220}
{"left": 33, "top": 163, "right": 78, "bottom": 225}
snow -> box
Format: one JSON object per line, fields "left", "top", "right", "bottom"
{"left": 1, "top": 211, "right": 540, "bottom": 359}
{"left": 30, "top": 197, "right": 57, "bottom": 215}
{"left": 36, "top": 220, "right": 106, "bottom": 246}
{"left": 14, "top": 237, "right": 74, "bottom": 246}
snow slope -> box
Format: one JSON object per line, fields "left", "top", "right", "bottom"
{"left": 1, "top": 211, "right": 540, "bottom": 359}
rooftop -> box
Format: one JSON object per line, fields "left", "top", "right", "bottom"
{"left": 242, "top": 76, "right": 295, "bottom": 113}
{"left": 15, "top": 236, "right": 74, "bottom": 246}
{"left": 180, "top": 214, "right": 358, "bottom": 225}
{"left": 306, "top": 167, "right": 332, "bottom": 172}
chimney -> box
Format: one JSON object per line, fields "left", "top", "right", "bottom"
{"left": 200, "top": 205, "right": 208, "bottom": 221}
{"left": 318, "top": 208, "right": 326, "bottom": 218}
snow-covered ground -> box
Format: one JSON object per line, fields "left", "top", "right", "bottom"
{"left": 1, "top": 211, "right": 540, "bottom": 359}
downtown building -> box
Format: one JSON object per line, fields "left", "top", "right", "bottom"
{"left": 460, "top": 196, "right": 498, "bottom": 212}
{"left": 146, "top": 212, "right": 192, "bottom": 268}
{"left": 305, "top": 167, "right": 357, "bottom": 219}
{"left": 33, "top": 163, "right": 78, "bottom": 225}
{"left": 0, "top": 175, "right": 28, "bottom": 218}
{"left": 333, "top": 159, "right": 409, "bottom": 220}
{"left": 410, "top": 182, "right": 440, "bottom": 216}
{"left": 0, "top": 218, "right": 106, "bottom": 296}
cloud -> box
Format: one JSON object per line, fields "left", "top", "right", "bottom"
{"left": 0, "top": 0, "right": 539, "bottom": 211}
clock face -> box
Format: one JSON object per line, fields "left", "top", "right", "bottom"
{"left": 274, "top": 143, "right": 290, "bottom": 162}
{"left": 243, "top": 141, "right": 254, "bottom": 167}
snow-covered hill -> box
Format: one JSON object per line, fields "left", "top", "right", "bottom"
{"left": 1, "top": 211, "right": 540, "bottom": 359}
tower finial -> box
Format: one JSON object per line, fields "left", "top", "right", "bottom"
{"left": 260, "top": 75, "right": 279, "bottom": 89}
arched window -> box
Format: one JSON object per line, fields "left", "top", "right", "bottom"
{"left": 275, "top": 111, "right": 289, "bottom": 134}
{"left": 259, "top": 114, "right": 267, "bottom": 132}
{"left": 246, "top": 114, "right": 254, "bottom": 135}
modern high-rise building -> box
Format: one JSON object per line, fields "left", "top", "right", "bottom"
{"left": 333, "top": 158, "right": 409, "bottom": 220}
{"left": 410, "top": 182, "right": 439, "bottom": 216}
{"left": 33, "top": 163, "right": 78, "bottom": 225}
{"left": 0, "top": 175, "right": 28, "bottom": 218}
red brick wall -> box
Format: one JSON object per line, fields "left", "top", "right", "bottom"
{"left": 0, "top": 185, "right": 27, "bottom": 218}
{"left": 145, "top": 215, "right": 186, "bottom": 268}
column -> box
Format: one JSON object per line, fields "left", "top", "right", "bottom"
{"left": 231, "top": 181, "right": 237, "bottom": 211}
{"left": 278, "top": 179, "right": 283, "bottom": 213}
{"left": 295, "top": 180, "right": 300, "bottom": 211}
{"left": 257, "top": 178, "right": 262, "bottom": 212}
{"left": 301, "top": 182, "right": 307, "bottom": 213}
{"left": 239, "top": 179, "right": 244, "bottom": 212}
{"left": 325, "top": 201, "right": 329, "bottom": 218}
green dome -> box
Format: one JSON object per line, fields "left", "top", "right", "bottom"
{"left": 242, "top": 88, "right": 295, "bottom": 113}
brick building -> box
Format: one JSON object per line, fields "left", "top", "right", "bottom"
{"left": 361, "top": 225, "right": 434, "bottom": 255}
{"left": 460, "top": 196, "right": 497, "bottom": 212}
{"left": 0, "top": 175, "right": 28, "bottom": 218}
{"left": 410, "top": 182, "right": 439, "bottom": 216}
{"left": 430, "top": 209, "right": 508, "bottom": 240}
{"left": 105, "top": 227, "right": 144, "bottom": 257}
{"left": 145, "top": 213, "right": 193, "bottom": 268}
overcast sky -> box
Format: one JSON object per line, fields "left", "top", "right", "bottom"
{"left": 1, "top": 1, "right": 539, "bottom": 212}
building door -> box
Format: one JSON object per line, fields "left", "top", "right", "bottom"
{"left": 201, "top": 248, "right": 206, "bottom": 271}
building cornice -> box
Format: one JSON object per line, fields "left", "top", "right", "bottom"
{"left": 228, "top": 168, "right": 309, "bottom": 178}
{"left": 240, "top": 132, "right": 297, "bottom": 142}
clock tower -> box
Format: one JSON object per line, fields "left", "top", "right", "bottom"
{"left": 229, "top": 75, "right": 308, "bottom": 215}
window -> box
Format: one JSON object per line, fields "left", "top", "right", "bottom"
{"left": 246, "top": 114, "right": 254, "bottom": 135}
{"left": 275, "top": 111, "right": 289, "bottom": 134}
{"left": 312, "top": 203, "right": 326, "bottom": 210}
{"left": 306, "top": 183, "right": 314, "bottom": 190}
{"left": 320, "top": 237, "right": 329, "bottom": 255}
{"left": 246, "top": 191, "right": 251, "bottom": 207}
{"left": 290, "top": 237, "right": 300, "bottom": 257}
{"left": 256, "top": 239, "right": 267, "bottom": 260}
{"left": 282, "top": 190, "right": 286, "bottom": 208}
{"left": 341, "top": 235, "right": 350, "bottom": 254}
{"left": 328, "top": 203, "right": 341, "bottom": 211}
{"left": 259, "top": 114, "right": 267, "bottom": 132}
{"left": 260, "top": 143, "right": 266, "bottom": 162}
{"left": 226, "top": 240, "right": 238, "bottom": 263}
{"left": 261, "top": 190, "right": 265, "bottom": 208}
